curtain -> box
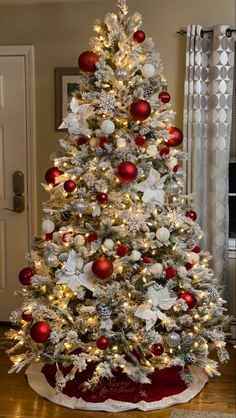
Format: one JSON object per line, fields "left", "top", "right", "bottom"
{"left": 183, "top": 25, "right": 235, "bottom": 295}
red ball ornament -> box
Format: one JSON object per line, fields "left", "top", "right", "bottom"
{"left": 86, "top": 232, "right": 98, "bottom": 243}
{"left": 45, "top": 232, "right": 53, "bottom": 241}
{"left": 133, "top": 30, "right": 146, "bottom": 43}
{"left": 142, "top": 257, "right": 152, "bottom": 264}
{"left": 117, "top": 161, "right": 138, "bottom": 184}
{"left": 186, "top": 210, "right": 197, "bottom": 221}
{"left": 76, "top": 136, "right": 88, "bottom": 147}
{"left": 64, "top": 179, "right": 77, "bottom": 193}
{"left": 167, "top": 127, "right": 183, "bottom": 147}
{"left": 172, "top": 164, "right": 179, "bottom": 173}
{"left": 151, "top": 343, "right": 164, "bottom": 356}
{"left": 116, "top": 245, "right": 129, "bottom": 257}
{"left": 99, "top": 137, "right": 109, "bottom": 148}
{"left": 78, "top": 50, "right": 99, "bottom": 73}
{"left": 178, "top": 290, "right": 197, "bottom": 310}
{"left": 45, "top": 167, "right": 63, "bottom": 186}
{"left": 96, "top": 192, "right": 108, "bottom": 204}
{"left": 192, "top": 245, "right": 201, "bottom": 253}
{"left": 185, "top": 262, "right": 194, "bottom": 270}
{"left": 92, "top": 257, "right": 114, "bottom": 279}
{"left": 165, "top": 266, "right": 177, "bottom": 279}
{"left": 19, "top": 267, "right": 36, "bottom": 286}
{"left": 135, "top": 136, "right": 146, "bottom": 147}
{"left": 22, "top": 310, "right": 33, "bottom": 322}
{"left": 96, "top": 336, "right": 110, "bottom": 350}
{"left": 159, "top": 91, "right": 171, "bottom": 104}
{"left": 30, "top": 321, "right": 52, "bottom": 343}
{"left": 130, "top": 99, "right": 151, "bottom": 121}
{"left": 159, "top": 146, "right": 170, "bottom": 156}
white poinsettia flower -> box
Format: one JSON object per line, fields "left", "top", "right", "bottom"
{"left": 58, "top": 98, "right": 93, "bottom": 136}
{"left": 56, "top": 249, "right": 95, "bottom": 291}
{"left": 135, "top": 286, "right": 176, "bottom": 331}
{"left": 134, "top": 168, "right": 167, "bottom": 205}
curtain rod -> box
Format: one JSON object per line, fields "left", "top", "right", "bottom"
{"left": 177, "top": 28, "right": 236, "bottom": 38}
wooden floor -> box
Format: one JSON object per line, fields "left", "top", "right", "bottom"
{"left": 0, "top": 325, "right": 235, "bottom": 418}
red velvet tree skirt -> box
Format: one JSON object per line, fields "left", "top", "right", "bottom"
{"left": 26, "top": 362, "right": 208, "bottom": 412}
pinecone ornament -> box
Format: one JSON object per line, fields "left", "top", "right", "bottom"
{"left": 186, "top": 239, "right": 196, "bottom": 249}
{"left": 208, "top": 288, "right": 220, "bottom": 300}
{"left": 96, "top": 303, "right": 112, "bottom": 319}
{"left": 60, "top": 209, "right": 72, "bottom": 221}
{"left": 185, "top": 353, "right": 196, "bottom": 365}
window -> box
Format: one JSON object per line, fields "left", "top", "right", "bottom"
{"left": 229, "top": 42, "right": 236, "bottom": 241}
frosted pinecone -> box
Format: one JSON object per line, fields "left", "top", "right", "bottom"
{"left": 186, "top": 239, "right": 196, "bottom": 249}
{"left": 96, "top": 303, "right": 112, "bottom": 319}
{"left": 60, "top": 209, "right": 71, "bottom": 221}
{"left": 185, "top": 353, "right": 197, "bottom": 365}
{"left": 208, "top": 288, "right": 220, "bottom": 301}
{"left": 143, "top": 85, "right": 153, "bottom": 99}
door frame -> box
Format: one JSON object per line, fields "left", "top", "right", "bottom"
{"left": 0, "top": 45, "right": 37, "bottom": 241}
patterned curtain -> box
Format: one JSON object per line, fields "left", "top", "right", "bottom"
{"left": 183, "top": 25, "right": 235, "bottom": 295}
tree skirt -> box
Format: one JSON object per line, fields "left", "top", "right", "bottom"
{"left": 25, "top": 362, "right": 208, "bottom": 412}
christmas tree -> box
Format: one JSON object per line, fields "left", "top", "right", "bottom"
{"left": 7, "top": 0, "right": 229, "bottom": 404}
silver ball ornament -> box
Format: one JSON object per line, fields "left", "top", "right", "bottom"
{"left": 71, "top": 200, "right": 85, "bottom": 213}
{"left": 115, "top": 68, "right": 128, "bottom": 80}
{"left": 44, "top": 253, "right": 58, "bottom": 267}
{"left": 167, "top": 332, "right": 181, "bottom": 347}
{"left": 165, "top": 182, "right": 180, "bottom": 195}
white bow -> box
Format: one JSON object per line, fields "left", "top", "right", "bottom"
{"left": 135, "top": 286, "right": 176, "bottom": 330}
{"left": 56, "top": 249, "right": 95, "bottom": 291}
{"left": 134, "top": 168, "right": 167, "bottom": 205}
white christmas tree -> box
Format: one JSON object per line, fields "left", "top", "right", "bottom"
{"left": 7, "top": 0, "right": 229, "bottom": 391}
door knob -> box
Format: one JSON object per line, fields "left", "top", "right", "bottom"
{"left": 4, "top": 171, "right": 25, "bottom": 213}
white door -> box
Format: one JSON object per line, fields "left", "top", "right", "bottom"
{"left": 0, "top": 48, "right": 36, "bottom": 321}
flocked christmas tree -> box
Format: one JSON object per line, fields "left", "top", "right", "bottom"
{"left": 7, "top": 0, "right": 229, "bottom": 394}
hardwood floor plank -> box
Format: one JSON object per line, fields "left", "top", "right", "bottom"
{"left": 0, "top": 325, "right": 235, "bottom": 418}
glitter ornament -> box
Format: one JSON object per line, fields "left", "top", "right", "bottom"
{"left": 71, "top": 200, "right": 85, "bottom": 213}
{"left": 167, "top": 332, "right": 181, "bottom": 347}
{"left": 96, "top": 336, "right": 110, "bottom": 350}
{"left": 186, "top": 210, "right": 197, "bottom": 221}
{"left": 86, "top": 232, "right": 98, "bottom": 243}
{"left": 64, "top": 179, "right": 77, "bottom": 193}
{"left": 150, "top": 263, "right": 163, "bottom": 276}
{"left": 74, "top": 235, "right": 85, "bottom": 247}
{"left": 100, "top": 119, "right": 115, "bottom": 135}
{"left": 19, "top": 267, "right": 36, "bottom": 286}
{"left": 22, "top": 310, "right": 33, "bottom": 322}
{"left": 172, "top": 165, "right": 179, "bottom": 173}
{"left": 41, "top": 219, "right": 55, "bottom": 234}
{"left": 76, "top": 136, "right": 88, "bottom": 147}
{"left": 130, "top": 99, "right": 151, "bottom": 121}
{"left": 151, "top": 343, "right": 164, "bottom": 356}
{"left": 178, "top": 290, "right": 197, "bottom": 310}
{"left": 99, "top": 137, "right": 109, "bottom": 148}
{"left": 117, "top": 137, "right": 126, "bottom": 148}
{"left": 165, "top": 266, "right": 177, "bottom": 279}
{"left": 185, "top": 262, "right": 194, "bottom": 270}
{"left": 133, "top": 30, "right": 146, "bottom": 43}
{"left": 44, "top": 253, "right": 58, "bottom": 268}
{"left": 159, "top": 146, "right": 170, "bottom": 156}
{"left": 142, "top": 256, "right": 152, "bottom": 264}
{"left": 103, "top": 238, "right": 114, "bottom": 249}
{"left": 159, "top": 91, "right": 171, "bottom": 104}
{"left": 45, "top": 167, "right": 63, "bottom": 186}
{"left": 165, "top": 181, "right": 180, "bottom": 195}
{"left": 177, "top": 266, "right": 187, "bottom": 278}
{"left": 141, "top": 63, "right": 155, "bottom": 78}
{"left": 156, "top": 227, "right": 170, "bottom": 242}
{"left": 135, "top": 136, "right": 146, "bottom": 146}
{"left": 116, "top": 245, "right": 129, "bottom": 257}
{"left": 167, "top": 127, "right": 183, "bottom": 147}
{"left": 45, "top": 233, "right": 53, "bottom": 241}
{"left": 117, "top": 161, "right": 138, "bottom": 183}
{"left": 96, "top": 192, "right": 108, "bottom": 204}
{"left": 78, "top": 50, "right": 99, "bottom": 73}
{"left": 115, "top": 68, "right": 128, "bottom": 80}
{"left": 30, "top": 321, "right": 52, "bottom": 343}
{"left": 130, "top": 250, "right": 141, "bottom": 261}
{"left": 92, "top": 257, "right": 114, "bottom": 279}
